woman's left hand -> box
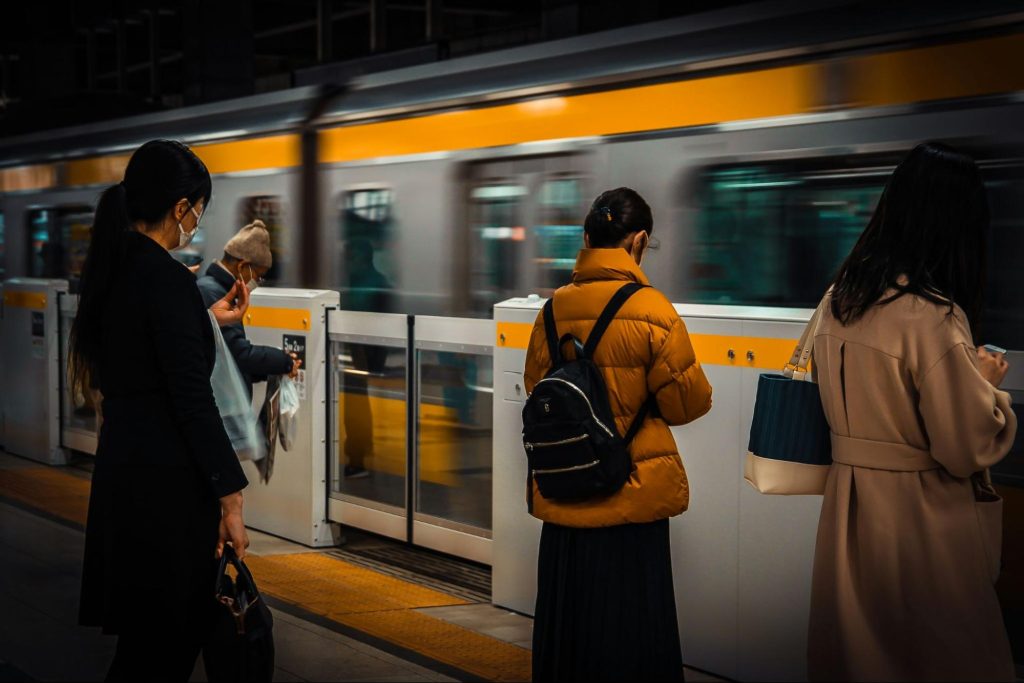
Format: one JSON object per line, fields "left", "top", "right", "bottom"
{"left": 210, "top": 279, "right": 250, "bottom": 326}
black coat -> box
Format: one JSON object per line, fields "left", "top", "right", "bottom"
{"left": 79, "top": 231, "right": 248, "bottom": 636}
{"left": 196, "top": 262, "right": 292, "bottom": 397}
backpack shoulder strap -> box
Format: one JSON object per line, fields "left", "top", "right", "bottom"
{"left": 623, "top": 396, "right": 657, "bottom": 445}
{"left": 542, "top": 298, "right": 560, "bottom": 365}
{"left": 582, "top": 282, "right": 648, "bottom": 359}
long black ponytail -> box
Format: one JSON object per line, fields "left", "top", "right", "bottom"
{"left": 69, "top": 140, "right": 211, "bottom": 395}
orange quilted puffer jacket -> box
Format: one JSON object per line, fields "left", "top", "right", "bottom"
{"left": 523, "top": 248, "right": 713, "bottom": 527}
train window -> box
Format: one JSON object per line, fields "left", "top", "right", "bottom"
{"left": 339, "top": 188, "right": 396, "bottom": 313}
{"left": 534, "top": 177, "right": 585, "bottom": 294}
{"left": 27, "top": 206, "right": 93, "bottom": 282}
{"left": 468, "top": 183, "right": 527, "bottom": 315}
{"left": 61, "top": 208, "right": 94, "bottom": 292}
{"left": 239, "top": 196, "right": 285, "bottom": 285}
{"left": 690, "top": 154, "right": 1024, "bottom": 349}
{"left": 27, "top": 209, "right": 57, "bottom": 278}
{"left": 690, "top": 165, "right": 881, "bottom": 308}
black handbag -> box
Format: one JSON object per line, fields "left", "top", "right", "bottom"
{"left": 202, "top": 546, "right": 275, "bottom": 683}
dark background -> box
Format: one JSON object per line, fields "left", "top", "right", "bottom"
{"left": 0, "top": 0, "right": 749, "bottom": 136}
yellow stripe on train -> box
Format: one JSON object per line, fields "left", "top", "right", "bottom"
{"left": 6, "top": 32, "right": 1024, "bottom": 191}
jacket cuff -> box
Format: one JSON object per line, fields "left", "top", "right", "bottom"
{"left": 208, "top": 466, "right": 249, "bottom": 498}
{"left": 279, "top": 349, "right": 295, "bottom": 375}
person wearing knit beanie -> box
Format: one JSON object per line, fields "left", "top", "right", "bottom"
{"left": 196, "top": 220, "right": 300, "bottom": 398}
{"left": 223, "top": 219, "right": 274, "bottom": 288}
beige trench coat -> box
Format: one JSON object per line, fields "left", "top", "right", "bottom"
{"left": 808, "top": 292, "right": 1017, "bottom": 682}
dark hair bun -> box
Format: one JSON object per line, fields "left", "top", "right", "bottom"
{"left": 583, "top": 187, "right": 653, "bottom": 248}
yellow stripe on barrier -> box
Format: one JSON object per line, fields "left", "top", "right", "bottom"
{"left": 690, "top": 334, "right": 798, "bottom": 371}
{"left": 3, "top": 291, "right": 47, "bottom": 310}
{"left": 496, "top": 322, "right": 534, "bottom": 350}
{"left": 494, "top": 321, "right": 800, "bottom": 370}
{"left": 244, "top": 306, "right": 311, "bottom": 330}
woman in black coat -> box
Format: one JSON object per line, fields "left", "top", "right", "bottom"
{"left": 72, "top": 140, "right": 251, "bottom": 681}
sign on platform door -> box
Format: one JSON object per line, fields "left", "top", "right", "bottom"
{"left": 283, "top": 334, "right": 307, "bottom": 400}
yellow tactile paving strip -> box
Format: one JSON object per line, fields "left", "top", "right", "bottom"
{"left": 244, "top": 553, "right": 469, "bottom": 614}
{"left": 336, "top": 610, "right": 532, "bottom": 683}
{"left": 0, "top": 463, "right": 532, "bottom": 681}
{"left": 0, "top": 466, "right": 90, "bottom": 527}
{"left": 248, "top": 553, "right": 532, "bottom": 682}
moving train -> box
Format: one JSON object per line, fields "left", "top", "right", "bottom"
{"left": 0, "top": 1, "right": 1022, "bottom": 348}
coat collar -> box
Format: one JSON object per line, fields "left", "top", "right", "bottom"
{"left": 205, "top": 261, "right": 237, "bottom": 291}
{"left": 571, "top": 248, "right": 650, "bottom": 286}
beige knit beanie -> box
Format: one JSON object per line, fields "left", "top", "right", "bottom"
{"left": 224, "top": 219, "right": 273, "bottom": 269}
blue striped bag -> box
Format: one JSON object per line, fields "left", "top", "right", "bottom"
{"left": 744, "top": 299, "right": 832, "bottom": 495}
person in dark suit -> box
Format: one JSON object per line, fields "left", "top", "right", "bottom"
{"left": 71, "top": 140, "right": 252, "bottom": 682}
{"left": 196, "top": 219, "right": 299, "bottom": 398}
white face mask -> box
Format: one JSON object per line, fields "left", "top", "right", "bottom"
{"left": 243, "top": 264, "right": 260, "bottom": 292}
{"left": 176, "top": 206, "right": 202, "bottom": 250}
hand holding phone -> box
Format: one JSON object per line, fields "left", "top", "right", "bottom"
{"left": 977, "top": 344, "right": 1009, "bottom": 388}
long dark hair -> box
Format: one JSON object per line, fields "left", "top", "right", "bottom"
{"left": 830, "top": 142, "right": 988, "bottom": 331}
{"left": 584, "top": 187, "right": 653, "bottom": 247}
{"left": 69, "top": 140, "right": 211, "bottom": 395}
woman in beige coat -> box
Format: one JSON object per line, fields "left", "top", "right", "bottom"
{"left": 808, "top": 142, "right": 1017, "bottom": 682}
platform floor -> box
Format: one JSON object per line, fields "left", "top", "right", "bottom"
{"left": 0, "top": 451, "right": 722, "bottom": 682}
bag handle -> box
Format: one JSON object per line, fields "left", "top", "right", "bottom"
{"left": 215, "top": 545, "right": 263, "bottom": 633}
{"left": 784, "top": 293, "right": 830, "bottom": 381}
{"left": 623, "top": 396, "right": 659, "bottom": 446}
{"left": 544, "top": 282, "right": 648, "bottom": 363}
{"left": 582, "top": 282, "right": 648, "bottom": 359}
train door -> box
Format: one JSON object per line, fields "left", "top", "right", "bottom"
{"left": 330, "top": 186, "right": 407, "bottom": 539}
{"left": 463, "top": 154, "right": 590, "bottom": 316}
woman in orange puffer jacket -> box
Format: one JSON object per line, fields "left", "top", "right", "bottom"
{"left": 524, "top": 187, "right": 713, "bottom": 682}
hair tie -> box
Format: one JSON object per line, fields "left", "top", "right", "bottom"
{"left": 598, "top": 206, "right": 614, "bottom": 222}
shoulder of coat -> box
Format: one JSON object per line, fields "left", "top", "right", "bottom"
{"left": 884, "top": 293, "right": 970, "bottom": 337}
{"left": 621, "top": 286, "right": 679, "bottom": 331}
{"left": 879, "top": 294, "right": 973, "bottom": 371}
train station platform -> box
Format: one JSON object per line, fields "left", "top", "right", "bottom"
{"left": 0, "top": 450, "right": 720, "bottom": 682}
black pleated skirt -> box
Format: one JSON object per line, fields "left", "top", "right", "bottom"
{"left": 532, "top": 519, "right": 684, "bottom": 683}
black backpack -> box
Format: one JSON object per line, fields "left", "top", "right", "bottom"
{"left": 522, "top": 282, "right": 655, "bottom": 503}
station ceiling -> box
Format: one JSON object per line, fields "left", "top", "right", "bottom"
{"left": 0, "top": 0, "right": 748, "bottom": 136}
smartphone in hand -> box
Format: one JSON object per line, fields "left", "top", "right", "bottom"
{"left": 983, "top": 344, "right": 1007, "bottom": 355}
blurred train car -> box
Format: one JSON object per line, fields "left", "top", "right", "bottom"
{"left": 2, "top": 0, "right": 1024, "bottom": 660}
{"left": 1, "top": 2, "right": 1022, "bottom": 335}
